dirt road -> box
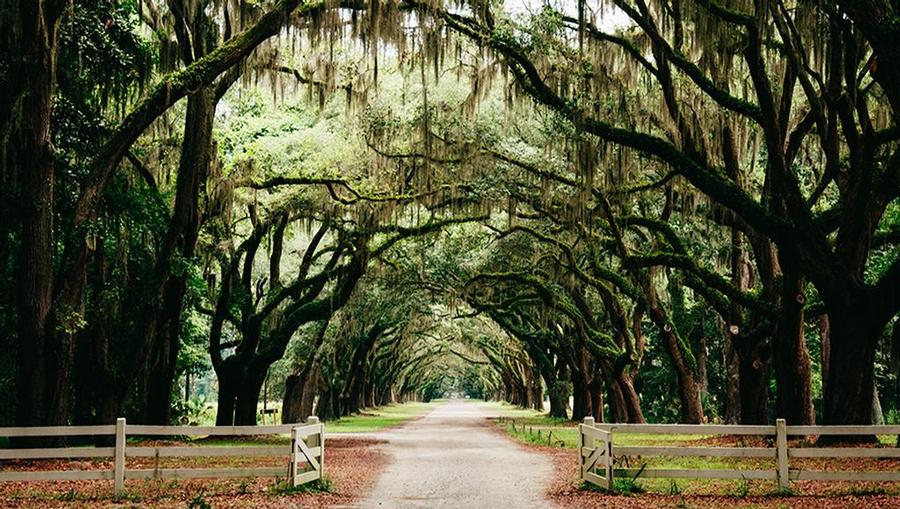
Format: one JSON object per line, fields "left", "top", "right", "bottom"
{"left": 354, "top": 399, "right": 557, "bottom": 508}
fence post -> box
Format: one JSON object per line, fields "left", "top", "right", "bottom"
{"left": 114, "top": 417, "right": 126, "bottom": 495}
{"left": 580, "top": 417, "right": 594, "bottom": 481}
{"left": 308, "top": 416, "right": 323, "bottom": 480}
{"left": 776, "top": 418, "right": 789, "bottom": 490}
{"left": 290, "top": 425, "right": 300, "bottom": 487}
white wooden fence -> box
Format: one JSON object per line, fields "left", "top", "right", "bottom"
{"left": 0, "top": 417, "right": 324, "bottom": 494}
{"left": 580, "top": 417, "right": 900, "bottom": 490}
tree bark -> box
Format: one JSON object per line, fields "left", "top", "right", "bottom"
{"left": 738, "top": 347, "right": 769, "bottom": 424}
{"left": 773, "top": 261, "right": 814, "bottom": 424}
{"left": 722, "top": 319, "right": 742, "bottom": 424}
{"left": 647, "top": 295, "right": 704, "bottom": 424}
{"left": 605, "top": 373, "right": 627, "bottom": 423}
{"left": 234, "top": 365, "right": 267, "bottom": 425}
{"left": 282, "top": 361, "right": 321, "bottom": 423}
{"left": 530, "top": 365, "right": 543, "bottom": 411}
{"left": 823, "top": 305, "right": 879, "bottom": 426}
{"left": 588, "top": 375, "right": 604, "bottom": 423}
{"left": 215, "top": 362, "right": 240, "bottom": 426}
{"left": 819, "top": 314, "right": 830, "bottom": 393}
{"left": 12, "top": 0, "right": 63, "bottom": 430}
{"left": 546, "top": 360, "right": 569, "bottom": 419}
{"left": 547, "top": 381, "right": 569, "bottom": 419}
{"left": 570, "top": 368, "right": 591, "bottom": 421}
{"left": 617, "top": 371, "right": 645, "bottom": 423}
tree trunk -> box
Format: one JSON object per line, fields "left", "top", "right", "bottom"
{"left": 738, "top": 348, "right": 769, "bottom": 424}
{"left": 695, "top": 330, "right": 709, "bottom": 398}
{"left": 282, "top": 374, "right": 303, "bottom": 423}
{"left": 518, "top": 379, "right": 530, "bottom": 409}
{"left": 215, "top": 363, "right": 240, "bottom": 426}
{"left": 873, "top": 384, "right": 884, "bottom": 426}
{"left": 724, "top": 221, "right": 751, "bottom": 424}
{"left": 234, "top": 366, "right": 267, "bottom": 425}
{"left": 316, "top": 384, "right": 343, "bottom": 421}
{"left": 723, "top": 322, "right": 742, "bottom": 424}
{"left": 617, "top": 371, "right": 645, "bottom": 423}
{"left": 12, "top": 0, "right": 62, "bottom": 429}
{"left": 132, "top": 84, "right": 216, "bottom": 424}
{"left": 302, "top": 366, "right": 322, "bottom": 419}
{"left": 606, "top": 375, "right": 627, "bottom": 423}
{"left": 547, "top": 381, "right": 569, "bottom": 419}
{"left": 589, "top": 376, "right": 604, "bottom": 423}
{"left": 643, "top": 269, "right": 704, "bottom": 424}
{"left": 331, "top": 389, "right": 342, "bottom": 420}
{"left": 547, "top": 360, "right": 569, "bottom": 419}
{"left": 823, "top": 307, "right": 879, "bottom": 426}
{"left": 649, "top": 304, "right": 704, "bottom": 424}
{"left": 367, "top": 381, "right": 377, "bottom": 408}
{"left": 316, "top": 388, "right": 332, "bottom": 420}
{"left": 530, "top": 366, "right": 543, "bottom": 411}
{"left": 773, "top": 263, "right": 814, "bottom": 424}
{"left": 284, "top": 364, "right": 322, "bottom": 424}
{"left": 571, "top": 369, "right": 591, "bottom": 421}
{"left": 819, "top": 314, "right": 830, "bottom": 393}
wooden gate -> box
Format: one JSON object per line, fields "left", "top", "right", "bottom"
{"left": 579, "top": 417, "right": 612, "bottom": 489}
{"left": 290, "top": 417, "right": 325, "bottom": 486}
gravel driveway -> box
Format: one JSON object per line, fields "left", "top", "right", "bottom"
{"left": 353, "top": 399, "right": 557, "bottom": 508}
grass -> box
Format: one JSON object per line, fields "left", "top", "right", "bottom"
{"left": 326, "top": 401, "right": 437, "bottom": 433}
{"left": 144, "top": 400, "right": 438, "bottom": 445}
{"left": 483, "top": 401, "right": 719, "bottom": 448}
{"left": 481, "top": 401, "right": 582, "bottom": 447}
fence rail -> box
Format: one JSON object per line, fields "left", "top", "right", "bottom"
{"left": 579, "top": 417, "right": 900, "bottom": 490}
{"left": 0, "top": 417, "right": 324, "bottom": 494}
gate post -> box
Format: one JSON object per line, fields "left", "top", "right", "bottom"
{"left": 290, "top": 426, "right": 300, "bottom": 486}
{"left": 580, "top": 417, "right": 594, "bottom": 481}
{"left": 308, "top": 416, "right": 323, "bottom": 480}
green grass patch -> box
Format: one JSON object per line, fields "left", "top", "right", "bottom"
{"left": 482, "top": 401, "right": 581, "bottom": 447}
{"left": 614, "top": 477, "right": 647, "bottom": 494}
{"left": 326, "top": 401, "right": 436, "bottom": 433}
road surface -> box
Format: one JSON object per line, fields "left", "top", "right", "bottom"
{"left": 354, "top": 399, "right": 557, "bottom": 508}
